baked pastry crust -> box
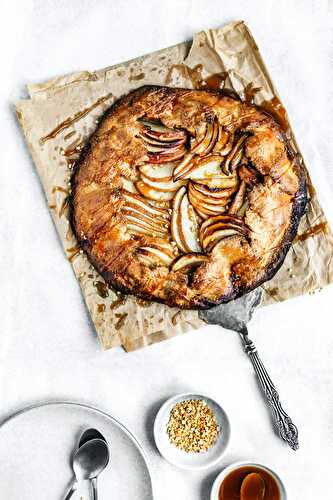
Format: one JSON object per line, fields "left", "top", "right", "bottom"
{"left": 71, "top": 86, "right": 307, "bottom": 309}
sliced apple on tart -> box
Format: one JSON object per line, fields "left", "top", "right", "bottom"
{"left": 138, "top": 163, "right": 174, "bottom": 182}
{"left": 171, "top": 253, "right": 208, "bottom": 272}
{"left": 222, "top": 134, "right": 248, "bottom": 175}
{"left": 188, "top": 187, "right": 228, "bottom": 218}
{"left": 135, "top": 181, "right": 176, "bottom": 201}
{"left": 137, "top": 245, "right": 174, "bottom": 267}
{"left": 122, "top": 191, "right": 170, "bottom": 238}
{"left": 137, "top": 121, "right": 187, "bottom": 164}
{"left": 171, "top": 186, "right": 202, "bottom": 253}
{"left": 174, "top": 154, "right": 223, "bottom": 181}
{"left": 199, "top": 215, "right": 248, "bottom": 251}
{"left": 139, "top": 120, "right": 187, "bottom": 143}
{"left": 190, "top": 117, "right": 218, "bottom": 156}
{"left": 213, "top": 125, "right": 233, "bottom": 155}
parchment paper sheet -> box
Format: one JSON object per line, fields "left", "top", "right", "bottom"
{"left": 16, "top": 21, "right": 333, "bottom": 351}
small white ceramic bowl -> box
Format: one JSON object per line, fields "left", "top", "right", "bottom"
{"left": 210, "top": 461, "right": 287, "bottom": 500}
{"left": 154, "top": 392, "right": 231, "bottom": 470}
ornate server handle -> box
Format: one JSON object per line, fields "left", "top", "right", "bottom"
{"left": 240, "top": 330, "right": 299, "bottom": 450}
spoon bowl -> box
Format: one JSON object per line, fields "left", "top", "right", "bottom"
{"left": 73, "top": 438, "right": 109, "bottom": 481}
{"left": 79, "top": 428, "right": 107, "bottom": 448}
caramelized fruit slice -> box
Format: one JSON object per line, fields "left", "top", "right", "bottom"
{"left": 222, "top": 134, "right": 248, "bottom": 174}
{"left": 138, "top": 246, "right": 174, "bottom": 266}
{"left": 135, "top": 181, "right": 176, "bottom": 201}
{"left": 139, "top": 175, "right": 185, "bottom": 192}
{"left": 139, "top": 163, "right": 174, "bottom": 182}
{"left": 175, "top": 154, "right": 224, "bottom": 180}
{"left": 202, "top": 228, "right": 240, "bottom": 251}
{"left": 171, "top": 186, "right": 188, "bottom": 253}
{"left": 171, "top": 253, "right": 208, "bottom": 272}
{"left": 179, "top": 193, "right": 202, "bottom": 252}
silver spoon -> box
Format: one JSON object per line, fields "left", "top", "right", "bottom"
{"left": 79, "top": 428, "right": 107, "bottom": 448}
{"left": 199, "top": 288, "right": 299, "bottom": 450}
{"left": 64, "top": 438, "right": 109, "bottom": 500}
{"left": 78, "top": 429, "right": 108, "bottom": 498}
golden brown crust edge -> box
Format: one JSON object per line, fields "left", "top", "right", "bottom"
{"left": 70, "top": 85, "right": 307, "bottom": 309}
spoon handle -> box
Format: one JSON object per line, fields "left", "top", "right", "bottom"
{"left": 240, "top": 331, "right": 299, "bottom": 450}
{"left": 63, "top": 481, "right": 77, "bottom": 500}
{"left": 91, "top": 478, "right": 98, "bottom": 500}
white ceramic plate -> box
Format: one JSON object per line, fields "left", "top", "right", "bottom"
{"left": 0, "top": 401, "right": 154, "bottom": 500}
{"left": 210, "top": 461, "right": 287, "bottom": 500}
{"left": 154, "top": 393, "right": 230, "bottom": 470}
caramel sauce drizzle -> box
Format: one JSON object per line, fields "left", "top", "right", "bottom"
{"left": 62, "top": 137, "right": 84, "bottom": 157}
{"left": 97, "top": 304, "right": 106, "bottom": 313}
{"left": 110, "top": 294, "right": 127, "bottom": 310}
{"left": 64, "top": 131, "right": 76, "bottom": 141}
{"left": 165, "top": 64, "right": 240, "bottom": 99}
{"left": 67, "top": 245, "right": 81, "bottom": 262}
{"left": 52, "top": 186, "right": 69, "bottom": 195}
{"left": 198, "top": 72, "right": 229, "bottom": 91}
{"left": 40, "top": 93, "right": 113, "bottom": 144}
{"left": 296, "top": 222, "right": 328, "bottom": 242}
{"left": 243, "top": 82, "right": 262, "bottom": 104}
{"left": 260, "top": 97, "right": 289, "bottom": 132}
{"left": 136, "top": 298, "right": 151, "bottom": 307}
{"left": 58, "top": 196, "right": 69, "bottom": 218}
{"left": 114, "top": 313, "right": 128, "bottom": 330}
{"left": 93, "top": 281, "right": 109, "bottom": 298}
{"left": 129, "top": 72, "right": 145, "bottom": 81}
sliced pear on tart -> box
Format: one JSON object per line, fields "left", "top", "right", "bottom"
{"left": 173, "top": 153, "right": 195, "bottom": 180}
{"left": 127, "top": 222, "right": 168, "bottom": 239}
{"left": 124, "top": 214, "right": 169, "bottom": 234}
{"left": 188, "top": 189, "right": 228, "bottom": 218}
{"left": 171, "top": 186, "right": 188, "bottom": 253}
{"left": 202, "top": 228, "right": 241, "bottom": 251}
{"left": 213, "top": 124, "right": 229, "bottom": 153}
{"left": 148, "top": 146, "right": 185, "bottom": 164}
{"left": 135, "top": 181, "right": 176, "bottom": 201}
{"left": 178, "top": 193, "right": 202, "bottom": 253}
{"left": 176, "top": 154, "right": 223, "bottom": 180}
{"left": 137, "top": 246, "right": 174, "bottom": 266}
{"left": 122, "top": 191, "right": 169, "bottom": 217}
{"left": 138, "top": 175, "right": 185, "bottom": 192}
{"left": 194, "top": 175, "right": 238, "bottom": 190}
{"left": 122, "top": 206, "right": 169, "bottom": 230}
{"left": 200, "top": 215, "right": 247, "bottom": 247}
{"left": 190, "top": 118, "right": 218, "bottom": 156}
{"left": 188, "top": 182, "right": 231, "bottom": 206}
{"left": 191, "top": 181, "right": 236, "bottom": 199}
{"left": 222, "top": 134, "right": 248, "bottom": 174}
{"left": 138, "top": 163, "right": 174, "bottom": 182}
{"left": 140, "top": 120, "right": 186, "bottom": 143}
{"left": 200, "top": 214, "right": 246, "bottom": 234}
{"left": 171, "top": 253, "right": 208, "bottom": 272}
{"left": 214, "top": 130, "right": 234, "bottom": 156}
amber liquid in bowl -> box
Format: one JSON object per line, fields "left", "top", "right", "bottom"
{"left": 218, "top": 466, "right": 280, "bottom": 500}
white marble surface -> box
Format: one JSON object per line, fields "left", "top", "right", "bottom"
{"left": 1, "top": 1, "right": 333, "bottom": 499}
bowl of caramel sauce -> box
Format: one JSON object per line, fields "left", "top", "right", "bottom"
{"left": 211, "top": 461, "right": 287, "bottom": 500}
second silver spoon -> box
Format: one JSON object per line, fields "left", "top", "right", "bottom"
{"left": 64, "top": 438, "right": 109, "bottom": 500}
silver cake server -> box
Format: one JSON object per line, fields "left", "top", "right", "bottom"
{"left": 199, "top": 288, "right": 299, "bottom": 450}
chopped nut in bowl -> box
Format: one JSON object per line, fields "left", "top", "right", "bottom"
{"left": 154, "top": 393, "right": 230, "bottom": 470}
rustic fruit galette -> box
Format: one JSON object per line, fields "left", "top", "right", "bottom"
{"left": 71, "top": 86, "right": 307, "bottom": 309}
